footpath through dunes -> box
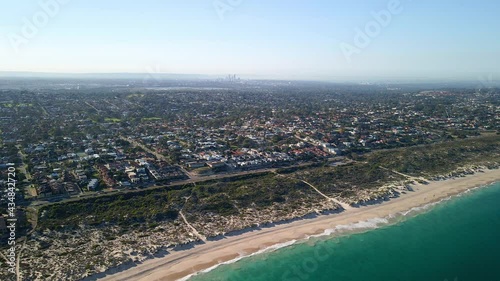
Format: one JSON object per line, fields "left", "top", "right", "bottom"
{"left": 178, "top": 191, "right": 207, "bottom": 243}
{"left": 300, "top": 180, "right": 352, "bottom": 210}
{"left": 179, "top": 210, "right": 207, "bottom": 243}
{"left": 275, "top": 171, "right": 351, "bottom": 210}
{"left": 98, "top": 168, "right": 500, "bottom": 281}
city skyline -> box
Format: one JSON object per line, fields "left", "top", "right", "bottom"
{"left": 1, "top": 0, "right": 500, "bottom": 81}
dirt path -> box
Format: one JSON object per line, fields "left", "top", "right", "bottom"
{"left": 179, "top": 210, "right": 206, "bottom": 242}
{"left": 301, "top": 180, "right": 352, "bottom": 210}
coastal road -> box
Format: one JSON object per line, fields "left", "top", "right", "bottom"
{"left": 28, "top": 158, "right": 319, "bottom": 209}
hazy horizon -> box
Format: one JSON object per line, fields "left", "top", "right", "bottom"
{"left": 1, "top": 0, "right": 500, "bottom": 81}
{"left": 1, "top": 70, "right": 498, "bottom": 86}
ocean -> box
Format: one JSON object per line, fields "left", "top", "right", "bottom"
{"left": 188, "top": 182, "right": 500, "bottom": 281}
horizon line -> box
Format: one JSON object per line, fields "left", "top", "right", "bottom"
{"left": 0, "top": 70, "right": 497, "bottom": 85}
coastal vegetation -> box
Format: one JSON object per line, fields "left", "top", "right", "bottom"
{"left": 38, "top": 135, "right": 499, "bottom": 232}
{"left": 38, "top": 173, "right": 328, "bottom": 230}
{"left": 364, "top": 134, "right": 499, "bottom": 176}
{"left": 22, "top": 133, "right": 498, "bottom": 280}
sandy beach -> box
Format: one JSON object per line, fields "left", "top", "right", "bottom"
{"left": 98, "top": 168, "right": 500, "bottom": 281}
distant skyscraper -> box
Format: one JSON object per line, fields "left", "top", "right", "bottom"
{"left": 225, "top": 74, "right": 240, "bottom": 82}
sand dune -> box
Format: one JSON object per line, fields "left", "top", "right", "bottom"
{"left": 98, "top": 168, "right": 500, "bottom": 281}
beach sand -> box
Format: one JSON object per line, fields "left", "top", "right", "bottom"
{"left": 98, "top": 168, "right": 500, "bottom": 281}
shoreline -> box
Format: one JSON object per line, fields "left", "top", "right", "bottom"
{"left": 97, "top": 168, "right": 500, "bottom": 281}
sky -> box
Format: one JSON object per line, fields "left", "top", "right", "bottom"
{"left": 0, "top": 0, "right": 499, "bottom": 81}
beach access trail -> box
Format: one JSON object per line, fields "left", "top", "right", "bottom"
{"left": 99, "top": 168, "right": 500, "bottom": 281}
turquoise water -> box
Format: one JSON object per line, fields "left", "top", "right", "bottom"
{"left": 189, "top": 182, "right": 500, "bottom": 281}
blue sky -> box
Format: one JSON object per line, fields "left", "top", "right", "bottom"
{"left": 1, "top": 0, "right": 499, "bottom": 81}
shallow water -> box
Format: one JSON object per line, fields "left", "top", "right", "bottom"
{"left": 189, "top": 182, "right": 500, "bottom": 281}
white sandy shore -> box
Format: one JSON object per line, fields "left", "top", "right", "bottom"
{"left": 98, "top": 168, "right": 500, "bottom": 281}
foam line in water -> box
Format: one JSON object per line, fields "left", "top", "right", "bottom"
{"left": 177, "top": 240, "right": 298, "bottom": 281}
{"left": 178, "top": 181, "right": 498, "bottom": 281}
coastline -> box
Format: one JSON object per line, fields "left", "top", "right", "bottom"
{"left": 98, "top": 168, "right": 500, "bottom": 281}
